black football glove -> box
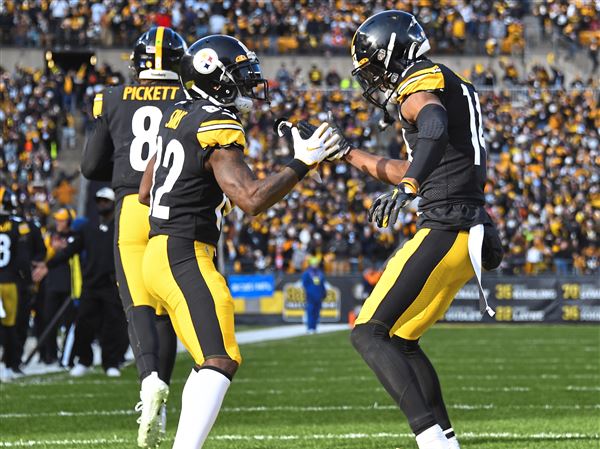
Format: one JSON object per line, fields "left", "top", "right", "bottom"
{"left": 298, "top": 111, "right": 351, "bottom": 161}
{"left": 367, "top": 183, "right": 416, "bottom": 228}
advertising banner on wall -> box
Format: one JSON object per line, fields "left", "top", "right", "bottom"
{"left": 231, "top": 274, "right": 600, "bottom": 324}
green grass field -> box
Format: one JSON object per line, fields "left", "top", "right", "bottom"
{"left": 1, "top": 325, "right": 599, "bottom": 449}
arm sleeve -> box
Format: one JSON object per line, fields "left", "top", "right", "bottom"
{"left": 402, "top": 103, "right": 449, "bottom": 187}
{"left": 30, "top": 223, "right": 47, "bottom": 262}
{"left": 47, "top": 233, "right": 84, "bottom": 268}
{"left": 81, "top": 116, "right": 114, "bottom": 181}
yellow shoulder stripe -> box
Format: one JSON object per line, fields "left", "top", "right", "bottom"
{"left": 196, "top": 128, "right": 246, "bottom": 150}
{"left": 93, "top": 93, "right": 103, "bottom": 118}
{"left": 395, "top": 66, "right": 445, "bottom": 104}
{"left": 199, "top": 119, "right": 243, "bottom": 128}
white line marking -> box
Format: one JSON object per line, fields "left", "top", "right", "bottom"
{"left": 1, "top": 432, "right": 598, "bottom": 447}
{"left": 2, "top": 403, "right": 599, "bottom": 419}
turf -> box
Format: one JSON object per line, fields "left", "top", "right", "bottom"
{"left": 1, "top": 325, "right": 599, "bottom": 449}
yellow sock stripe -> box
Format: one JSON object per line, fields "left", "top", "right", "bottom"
{"left": 155, "top": 26, "right": 165, "bottom": 70}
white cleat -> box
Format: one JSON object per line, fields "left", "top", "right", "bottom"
{"left": 136, "top": 372, "right": 169, "bottom": 448}
{"left": 106, "top": 367, "right": 121, "bottom": 377}
{"left": 70, "top": 363, "right": 90, "bottom": 377}
{"left": 0, "top": 367, "right": 21, "bottom": 383}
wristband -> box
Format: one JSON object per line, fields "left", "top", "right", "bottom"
{"left": 287, "top": 159, "right": 311, "bottom": 180}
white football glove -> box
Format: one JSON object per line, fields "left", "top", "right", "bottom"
{"left": 291, "top": 122, "right": 340, "bottom": 167}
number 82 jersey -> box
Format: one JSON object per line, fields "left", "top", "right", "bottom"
{"left": 148, "top": 99, "right": 243, "bottom": 246}
{"left": 83, "top": 83, "right": 185, "bottom": 200}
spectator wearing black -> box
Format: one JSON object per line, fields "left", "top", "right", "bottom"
{"left": 33, "top": 188, "right": 128, "bottom": 377}
{"left": 37, "top": 207, "right": 79, "bottom": 365}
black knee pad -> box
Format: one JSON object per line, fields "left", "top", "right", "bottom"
{"left": 391, "top": 335, "right": 420, "bottom": 354}
{"left": 350, "top": 322, "right": 390, "bottom": 355}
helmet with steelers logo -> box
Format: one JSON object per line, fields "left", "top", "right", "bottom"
{"left": 351, "top": 10, "right": 430, "bottom": 110}
{"left": 180, "top": 35, "right": 269, "bottom": 113}
{"left": 131, "top": 26, "right": 187, "bottom": 81}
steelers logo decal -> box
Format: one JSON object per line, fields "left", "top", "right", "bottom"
{"left": 193, "top": 48, "right": 219, "bottom": 74}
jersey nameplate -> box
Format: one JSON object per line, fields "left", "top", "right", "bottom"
{"left": 122, "top": 86, "right": 179, "bottom": 101}
{"left": 165, "top": 109, "right": 189, "bottom": 130}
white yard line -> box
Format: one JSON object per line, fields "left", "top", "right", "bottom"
{"left": 2, "top": 403, "right": 599, "bottom": 419}
{"left": 1, "top": 432, "right": 598, "bottom": 447}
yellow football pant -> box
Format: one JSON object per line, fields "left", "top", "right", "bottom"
{"left": 114, "top": 194, "right": 166, "bottom": 315}
{"left": 142, "top": 235, "right": 241, "bottom": 366}
{"left": 0, "top": 283, "right": 18, "bottom": 327}
{"left": 356, "top": 228, "right": 474, "bottom": 340}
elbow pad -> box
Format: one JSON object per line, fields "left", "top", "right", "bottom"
{"left": 403, "top": 104, "right": 449, "bottom": 186}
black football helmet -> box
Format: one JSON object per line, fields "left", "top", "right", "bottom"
{"left": 0, "top": 186, "right": 17, "bottom": 215}
{"left": 351, "top": 10, "right": 431, "bottom": 110}
{"left": 180, "top": 35, "right": 269, "bottom": 113}
{"left": 131, "top": 26, "right": 187, "bottom": 81}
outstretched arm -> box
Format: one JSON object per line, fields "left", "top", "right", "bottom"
{"left": 207, "top": 148, "right": 301, "bottom": 216}
{"left": 344, "top": 149, "right": 410, "bottom": 185}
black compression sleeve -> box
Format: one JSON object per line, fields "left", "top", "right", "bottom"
{"left": 81, "top": 117, "right": 114, "bottom": 181}
{"left": 403, "top": 104, "right": 448, "bottom": 187}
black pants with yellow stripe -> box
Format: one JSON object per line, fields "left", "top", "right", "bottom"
{"left": 352, "top": 228, "right": 474, "bottom": 435}
{"left": 143, "top": 235, "right": 241, "bottom": 366}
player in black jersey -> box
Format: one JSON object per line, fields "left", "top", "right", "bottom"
{"left": 81, "top": 27, "right": 186, "bottom": 448}
{"left": 0, "top": 187, "right": 30, "bottom": 382}
{"left": 139, "top": 35, "right": 340, "bottom": 449}
{"left": 318, "top": 11, "right": 503, "bottom": 449}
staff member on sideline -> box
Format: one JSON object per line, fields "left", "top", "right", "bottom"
{"left": 33, "top": 188, "right": 128, "bottom": 376}
{"left": 302, "top": 256, "right": 327, "bottom": 334}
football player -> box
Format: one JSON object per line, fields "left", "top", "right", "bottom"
{"left": 319, "top": 11, "right": 503, "bottom": 449}
{"left": 81, "top": 27, "right": 186, "bottom": 448}
{"left": 0, "top": 187, "right": 29, "bottom": 382}
{"left": 138, "top": 35, "right": 340, "bottom": 449}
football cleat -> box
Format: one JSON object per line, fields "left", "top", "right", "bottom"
{"left": 136, "top": 372, "right": 169, "bottom": 448}
{"left": 105, "top": 367, "right": 121, "bottom": 378}
{"left": 70, "top": 363, "right": 90, "bottom": 377}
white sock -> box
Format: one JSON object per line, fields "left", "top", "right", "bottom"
{"left": 172, "top": 368, "right": 231, "bottom": 449}
{"left": 444, "top": 427, "right": 461, "bottom": 449}
{"left": 415, "top": 424, "right": 448, "bottom": 449}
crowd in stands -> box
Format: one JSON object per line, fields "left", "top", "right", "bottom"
{"left": 0, "top": 0, "right": 574, "bottom": 56}
{"left": 0, "top": 62, "right": 122, "bottom": 228}
{"left": 1, "top": 56, "right": 598, "bottom": 277}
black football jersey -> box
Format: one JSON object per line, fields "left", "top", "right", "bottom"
{"left": 395, "top": 60, "right": 488, "bottom": 229}
{"left": 87, "top": 83, "right": 185, "bottom": 200}
{"left": 148, "top": 99, "right": 244, "bottom": 246}
{"left": 0, "top": 216, "right": 29, "bottom": 283}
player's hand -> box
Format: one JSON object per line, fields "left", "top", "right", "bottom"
{"left": 298, "top": 112, "right": 351, "bottom": 161}
{"left": 367, "top": 183, "right": 416, "bottom": 228}
{"left": 291, "top": 122, "right": 340, "bottom": 166}
{"left": 31, "top": 261, "right": 49, "bottom": 283}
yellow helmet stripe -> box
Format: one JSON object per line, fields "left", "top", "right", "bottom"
{"left": 155, "top": 26, "right": 165, "bottom": 70}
